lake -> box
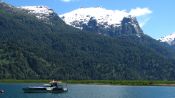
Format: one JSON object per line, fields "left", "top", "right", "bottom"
{"left": 1, "top": 83, "right": 175, "bottom": 98}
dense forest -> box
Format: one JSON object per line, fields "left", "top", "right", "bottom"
{"left": 1, "top": 2, "right": 175, "bottom": 80}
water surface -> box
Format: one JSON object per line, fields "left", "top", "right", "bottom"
{"left": 1, "top": 83, "right": 175, "bottom": 98}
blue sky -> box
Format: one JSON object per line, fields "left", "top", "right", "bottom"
{"left": 3, "top": 0, "right": 175, "bottom": 39}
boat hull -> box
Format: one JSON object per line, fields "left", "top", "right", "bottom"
{"left": 23, "top": 87, "right": 68, "bottom": 93}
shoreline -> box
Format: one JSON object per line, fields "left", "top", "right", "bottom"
{"left": 1, "top": 80, "right": 175, "bottom": 86}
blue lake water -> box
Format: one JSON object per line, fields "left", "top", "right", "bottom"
{"left": 1, "top": 83, "right": 175, "bottom": 98}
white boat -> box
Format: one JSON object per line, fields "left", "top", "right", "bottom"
{"left": 23, "top": 80, "right": 68, "bottom": 93}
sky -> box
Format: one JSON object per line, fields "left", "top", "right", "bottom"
{"left": 3, "top": 0, "right": 175, "bottom": 39}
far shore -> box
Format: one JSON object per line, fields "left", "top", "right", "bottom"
{"left": 1, "top": 79, "right": 175, "bottom": 86}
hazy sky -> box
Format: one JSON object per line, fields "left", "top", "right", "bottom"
{"left": 4, "top": 0, "right": 175, "bottom": 39}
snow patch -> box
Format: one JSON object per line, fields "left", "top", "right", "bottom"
{"left": 60, "top": 7, "right": 129, "bottom": 27}
{"left": 19, "top": 6, "right": 54, "bottom": 19}
{"left": 159, "top": 33, "right": 175, "bottom": 45}
{"left": 60, "top": 7, "right": 152, "bottom": 28}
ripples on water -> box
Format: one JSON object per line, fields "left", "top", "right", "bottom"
{"left": 1, "top": 83, "right": 175, "bottom": 98}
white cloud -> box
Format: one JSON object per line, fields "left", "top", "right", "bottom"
{"left": 60, "top": 0, "right": 72, "bottom": 2}
{"left": 139, "top": 17, "right": 151, "bottom": 28}
{"left": 60, "top": 0, "right": 78, "bottom": 3}
{"left": 128, "top": 7, "right": 152, "bottom": 27}
{"left": 129, "top": 7, "right": 152, "bottom": 17}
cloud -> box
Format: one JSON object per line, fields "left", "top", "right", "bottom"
{"left": 139, "top": 17, "right": 151, "bottom": 28}
{"left": 60, "top": 0, "right": 78, "bottom": 3}
{"left": 129, "top": 7, "right": 152, "bottom": 17}
{"left": 60, "top": 0, "right": 72, "bottom": 2}
{"left": 128, "top": 7, "right": 152, "bottom": 27}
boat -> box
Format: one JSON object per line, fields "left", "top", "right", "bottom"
{"left": 23, "top": 80, "right": 68, "bottom": 93}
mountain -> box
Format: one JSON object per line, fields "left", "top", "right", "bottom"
{"left": 159, "top": 33, "right": 175, "bottom": 46}
{"left": 1, "top": 2, "right": 175, "bottom": 80}
{"left": 60, "top": 7, "right": 143, "bottom": 37}
{"left": 19, "top": 6, "right": 65, "bottom": 26}
{"left": 20, "top": 6, "right": 54, "bottom": 19}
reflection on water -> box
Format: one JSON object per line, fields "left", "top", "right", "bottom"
{"left": 1, "top": 83, "right": 175, "bottom": 98}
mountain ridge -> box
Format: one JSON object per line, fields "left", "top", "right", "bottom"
{"left": 1, "top": 2, "right": 175, "bottom": 80}
{"left": 60, "top": 7, "right": 143, "bottom": 37}
{"left": 19, "top": 6, "right": 54, "bottom": 19}
{"left": 19, "top": 6, "right": 143, "bottom": 37}
{"left": 159, "top": 33, "right": 175, "bottom": 45}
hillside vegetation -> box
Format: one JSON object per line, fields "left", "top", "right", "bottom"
{"left": 1, "top": 2, "right": 175, "bottom": 80}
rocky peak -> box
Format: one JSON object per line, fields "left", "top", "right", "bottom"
{"left": 60, "top": 7, "right": 144, "bottom": 37}
{"left": 121, "top": 16, "right": 143, "bottom": 35}
{"left": 19, "top": 6, "right": 55, "bottom": 20}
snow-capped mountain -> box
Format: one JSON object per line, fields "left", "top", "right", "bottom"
{"left": 60, "top": 7, "right": 128, "bottom": 28}
{"left": 159, "top": 33, "right": 175, "bottom": 45}
{"left": 19, "top": 6, "right": 65, "bottom": 25}
{"left": 60, "top": 7, "right": 143, "bottom": 37}
{"left": 19, "top": 6, "right": 55, "bottom": 19}
{"left": 19, "top": 6, "right": 143, "bottom": 37}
